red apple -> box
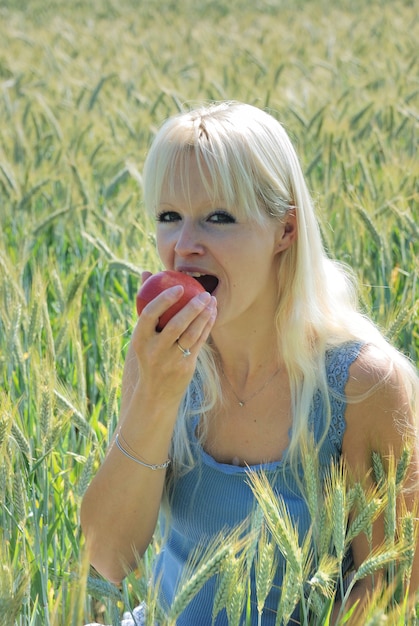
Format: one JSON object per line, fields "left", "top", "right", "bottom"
{"left": 136, "top": 270, "right": 206, "bottom": 331}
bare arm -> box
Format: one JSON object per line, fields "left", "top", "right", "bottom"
{"left": 334, "top": 345, "right": 419, "bottom": 621}
{"left": 80, "top": 282, "right": 216, "bottom": 583}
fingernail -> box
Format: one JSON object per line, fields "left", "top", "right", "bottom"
{"left": 169, "top": 285, "right": 183, "bottom": 295}
{"left": 207, "top": 296, "right": 217, "bottom": 310}
{"left": 198, "top": 291, "right": 211, "bottom": 304}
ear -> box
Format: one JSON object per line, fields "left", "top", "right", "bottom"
{"left": 275, "top": 210, "right": 297, "bottom": 253}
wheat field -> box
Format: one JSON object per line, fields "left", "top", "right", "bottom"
{"left": 0, "top": 0, "right": 418, "bottom": 624}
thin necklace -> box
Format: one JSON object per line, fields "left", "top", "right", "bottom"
{"left": 220, "top": 363, "right": 281, "bottom": 407}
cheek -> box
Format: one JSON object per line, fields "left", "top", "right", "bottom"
{"left": 156, "top": 233, "right": 172, "bottom": 262}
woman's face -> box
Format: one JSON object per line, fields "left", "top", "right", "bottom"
{"left": 155, "top": 154, "right": 295, "bottom": 330}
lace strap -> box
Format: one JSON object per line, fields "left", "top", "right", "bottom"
{"left": 325, "top": 341, "right": 364, "bottom": 451}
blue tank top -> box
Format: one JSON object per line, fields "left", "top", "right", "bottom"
{"left": 153, "top": 342, "right": 363, "bottom": 625}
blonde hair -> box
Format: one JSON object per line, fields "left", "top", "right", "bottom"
{"left": 142, "top": 101, "right": 419, "bottom": 474}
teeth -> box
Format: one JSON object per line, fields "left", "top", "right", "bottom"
{"left": 184, "top": 271, "right": 205, "bottom": 277}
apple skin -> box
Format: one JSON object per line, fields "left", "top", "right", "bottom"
{"left": 136, "top": 270, "right": 206, "bottom": 331}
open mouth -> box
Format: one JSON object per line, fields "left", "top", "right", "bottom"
{"left": 184, "top": 272, "right": 219, "bottom": 294}
{"left": 197, "top": 274, "right": 219, "bottom": 294}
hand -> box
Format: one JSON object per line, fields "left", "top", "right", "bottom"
{"left": 131, "top": 272, "right": 217, "bottom": 407}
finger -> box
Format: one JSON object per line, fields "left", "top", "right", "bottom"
{"left": 185, "top": 301, "right": 217, "bottom": 354}
{"left": 174, "top": 296, "right": 217, "bottom": 350}
{"left": 162, "top": 292, "right": 213, "bottom": 340}
{"left": 141, "top": 270, "right": 153, "bottom": 284}
{"left": 200, "top": 300, "right": 217, "bottom": 341}
{"left": 138, "top": 285, "right": 184, "bottom": 331}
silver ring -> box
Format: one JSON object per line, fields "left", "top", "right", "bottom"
{"left": 177, "top": 340, "right": 191, "bottom": 357}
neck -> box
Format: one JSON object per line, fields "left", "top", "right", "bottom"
{"left": 211, "top": 321, "right": 281, "bottom": 389}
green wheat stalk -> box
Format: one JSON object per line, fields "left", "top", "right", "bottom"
{"left": 255, "top": 524, "right": 278, "bottom": 620}
{"left": 167, "top": 528, "right": 249, "bottom": 624}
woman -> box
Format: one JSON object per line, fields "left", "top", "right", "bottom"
{"left": 81, "top": 102, "right": 419, "bottom": 624}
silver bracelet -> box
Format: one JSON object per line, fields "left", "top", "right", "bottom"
{"left": 115, "top": 433, "right": 171, "bottom": 470}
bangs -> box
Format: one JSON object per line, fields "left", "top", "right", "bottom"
{"left": 142, "top": 110, "right": 274, "bottom": 224}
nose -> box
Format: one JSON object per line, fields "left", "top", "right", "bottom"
{"left": 174, "top": 221, "right": 205, "bottom": 257}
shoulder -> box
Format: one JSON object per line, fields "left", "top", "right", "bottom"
{"left": 348, "top": 340, "right": 394, "bottom": 376}
{"left": 345, "top": 343, "right": 411, "bottom": 418}
{"left": 342, "top": 343, "right": 414, "bottom": 476}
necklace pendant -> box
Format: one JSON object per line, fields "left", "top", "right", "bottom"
{"left": 238, "top": 401, "right": 245, "bottom": 407}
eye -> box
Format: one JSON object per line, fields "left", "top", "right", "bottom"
{"left": 207, "top": 210, "right": 236, "bottom": 224}
{"left": 156, "top": 211, "right": 181, "bottom": 223}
